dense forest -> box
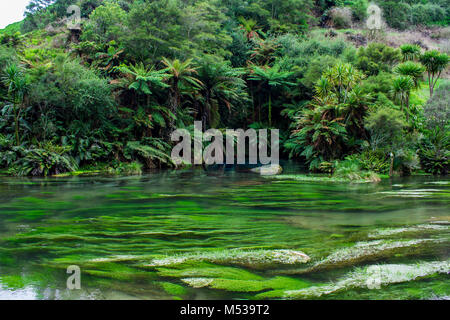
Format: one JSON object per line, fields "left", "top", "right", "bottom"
{"left": 0, "top": 0, "right": 448, "bottom": 178}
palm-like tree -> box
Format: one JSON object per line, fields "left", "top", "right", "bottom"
{"left": 95, "top": 45, "right": 124, "bottom": 75}
{"left": 400, "top": 44, "right": 421, "bottom": 62}
{"left": 238, "top": 17, "right": 262, "bottom": 41}
{"left": 161, "top": 58, "right": 203, "bottom": 134}
{"left": 290, "top": 105, "right": 347, "bottom": 171}
{"left": 420, "top": 50, "right": 449, "bottom": 96}
{"left": 394, "top": 61, "right": 425, "bottom": 89}
{"left": 196, "top": 56, "right": 248, "bottom": 128}
{"left": 2, "top": 64, "right": 29, "bottom": 145}
{"left": 115, "top": 62, "right": 170, "bottom": 108}
{"left": 321, "top": 63, "right": 364, "bottom": 104}
{"left": 393, "top": 75, "right": 414, "bottom": 121}
{"left": 248, "top": 64, "right": 295, "bottom": 126}
{"left": 344, "top": 86, "right": 371, "bottom": 140}
{"left": 115, "top": 62, "right": 171, "bottom": 137}
{"left": 250, "top": 39, "right": 279, "bottom": 65}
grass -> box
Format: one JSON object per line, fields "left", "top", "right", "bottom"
{"left": 410, "top": 79, "right": 449, "bottom": 108}
{"left": 267, "top": 173, "right": 382, "bottom": 184}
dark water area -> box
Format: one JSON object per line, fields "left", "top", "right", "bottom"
{"left": 0, "top": 162, "right": 448, "bottom": 300}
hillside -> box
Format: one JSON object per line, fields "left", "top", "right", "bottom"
{"left": 0, "top": 0, "right": 448, "bottom": 178}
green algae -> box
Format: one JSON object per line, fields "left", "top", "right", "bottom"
{"left": 0, "top": 170, "right": 448, "bottom": 300}
{"left": 155, "top": 262, "right": 264, "bottom": 280}
{"left": 281, "top": 260, "right": 450, "bottom": 299}
{"left": 182, "top": 276, "right": 311, "bottom": 293}
{"left": 146, "top": 249, "right": 310, "bottom": 270}
{"left": 303, "top": 239, "right": 447, "bottom": 272}
{"left": 160, "top": 282, "right": 188, "bottom": 296}
{"left": 368, "top": 224, "right": 449, "bottom": 239}
{"left": 266, "top": 174, "right": 383, "bottom": 184}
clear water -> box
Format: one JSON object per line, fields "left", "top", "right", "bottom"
{"left": 0, "top": 163, "right": 448, "bottom": 300}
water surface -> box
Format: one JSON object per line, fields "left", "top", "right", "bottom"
{"left": 0, "top": 164, "right": 448, "bottom": 300}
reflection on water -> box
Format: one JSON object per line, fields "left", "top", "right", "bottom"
{"left": 0, "top": 163, "right": 449, "bottom": 300}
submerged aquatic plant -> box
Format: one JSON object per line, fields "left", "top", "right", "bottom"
{"left": 146, "top": 249, "right": 310, "bottom": 270}
{"left": 281, "top": 260, "right": 450, "bottom": 299}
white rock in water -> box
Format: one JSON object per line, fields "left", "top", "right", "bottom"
{"left": 251, "top": 164, "right": 283, "bottom": 176}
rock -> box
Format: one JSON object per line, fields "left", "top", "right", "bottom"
{"left": 281, "top": 259, "right": 450, "bottom": 299}
{"left": 181, "top": 278, "right": 213, "bottom": 288}
{"left": 250, "top": 164, "right": 283, "bottom": 176}
{"left": 368, "top": 224, "right": 449, "bottom": 238}
{"left": 282, "top": 239, "right": 443, "bottom": 274}
{"left": 146, "top": 249, "right": 310, "bottom": 269}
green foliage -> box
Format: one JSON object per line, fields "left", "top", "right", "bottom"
{"left": 2, "top": 63, "right": 29, "bottom": 146}
{"left": 286, "top": 62, "right": 371, "bottom": 171}
{"left": 423, "top": 81, "right": 450, "bottom": 131}
{"left": 379, "top": 2, "right": 412, "bottom": 30}
{"left": 287, "top": 106, "right": 348, "bottom": 171}
{"left": 116, "top": 62, "right": 170, "bottom": 96}
{"left": 420, "top": 50, "right": 449, "bottom": 96}
{"left": 195, "top": 55, "right": 248, "bottom": 128}
{"left": 356, "top": 43, "right": 402, "bottom": 76}
{"left": 0, "top": 0, "right": 448, "bottom": 176}
{"left": 394, "top": 62, "right": 425, "bottom": 89}
{"left": 364, "top": 107, "right": 407, "bottom": 153}
{"left": 13, "top": 143, "right": 78, "bottom": 177}
{"left": 249, "top": 64, "right": 295, "bottom": 126}
{"left": 349, "top": 0, "right": 369, "bottom": 22}
{"left": 301, "top": 55, "right": 339, "bottom": 90}
{"left": 316, "top": 62, "right": 364, "bottom": 103}
{"left": 333, "top": 159, "right": 380, "bottom": 182}
{"left": 361, "top": 72, "right": 394, "bottom": 97}
{"left": 418, "top": 128, "right": 450, "bottom": 175}
{"left": 329, "top": 7, "right": 353, "bottom": 29}
{"left": 124, "top": 139, "right": 174, "bottom": 169}
{"left": 106, "top": 161, "right": 143, "bottom": 175}
{"left": 400, "top": 44, "right": 421, "bottom": 62}
{"left": 346, "top": 150, "right": 390, "bottom": 174}
{"left": 82, "top": 2, "right": 127, "bottom": 45}
{"left": 411, "top": 3, "right": 446, "bottom": 26}
{"left": 392, "top": 75, "right": 415, "bottom": 120}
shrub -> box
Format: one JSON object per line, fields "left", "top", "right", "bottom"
{"left": 361, "top": 72, "right": 395, "bottom": 96}
{"left": 124, "top": 139, "right": 174, "bottom": 169}
{"left": 356, "top": 43, "right": 402, "bottom": 76}
{"left": 364, "top": 107, "right": 407, "bottom": 152}
{"left": 418, "top": 128, "right": 449, "bottom": 175}
{"left": 411, "top": 4, "right": 446, "bottom": 26}
{"left": 394, "top": 148, "right": 420, "bottom": 176}
{"left": 379, "top": 2, "right": 412, "bottom": 30}
{"left": 276, "top": 34, "right": 349, "bottom": 61}
{"left": 106, "top": 162, "right": 143, "bottom": 175}
{"left": 14, "top": 143, "right": 78, "bottom": 176}
{"left": 301, "top": 55, "right": 339, "bottom": 90}
{"left": 329, "top": 7, "right": 353, "bottom": 29}
{"left": 423, "top": 81, "right": 450, "bottom": 131}
{"left": 0, "top": 134, "right": 17, "bottom": 168}
{"left": 350, "top": 0, "right": 369, "bottom": 22}
{"left": 346, "top": 150, "right": 390, "bottom": 174}
{"left": 333, "top": 159, "right": 380, "bottom": 182}
{"left": 400, "top": 44, "right": 421, "bottom": 62}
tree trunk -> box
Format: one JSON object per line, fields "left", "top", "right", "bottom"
{"left": 14, "top": 103, "right": 20, "bottom": 146}
{"left": 405, "top": 94, "right": 410, "bottom": 122}
{"left": 389, "top": 152, "right": 394, "bottom": 177}
{"left": 268, "top": 92, "right": 272, "bottom": 127}
{"left": 164, "top": 80, "right": 179, "bottom": 142}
